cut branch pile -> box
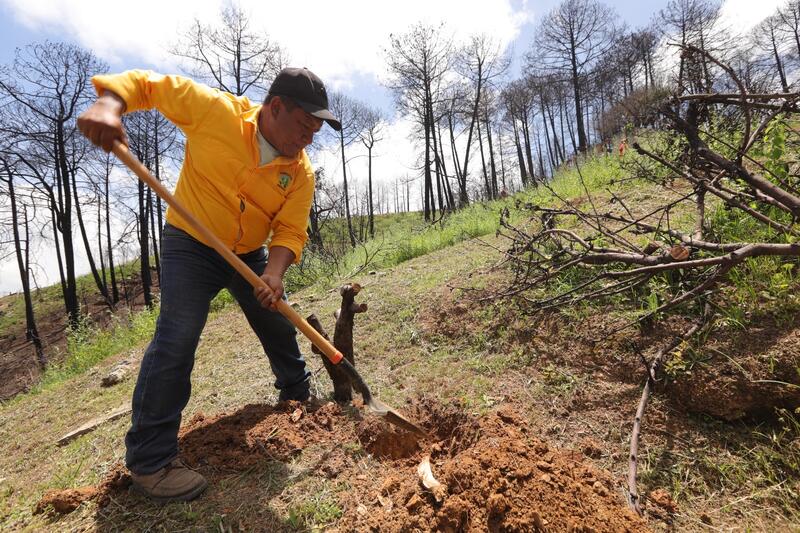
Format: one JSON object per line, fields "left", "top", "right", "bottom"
{"left": 492, "top": 46, "right": 800, "bottom": 515}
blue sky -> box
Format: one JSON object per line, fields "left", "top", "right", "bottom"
{"left": 0, "top": 0, "right": 784, "bottom": 295}
{"left": 0, "top": 0, "right": 669, "bottom": 111}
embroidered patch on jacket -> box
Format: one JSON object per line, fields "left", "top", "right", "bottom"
{"left": 278, "top": 173, "right": 292, "bottom": 190}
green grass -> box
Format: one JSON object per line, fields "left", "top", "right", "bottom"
{"left": 20, "top": 306, "right": 159, "bottom": 397}
{"left": 284, "top": 489, "right": 343, "bottom": 530}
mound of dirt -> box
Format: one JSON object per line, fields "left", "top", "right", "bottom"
{"left": 35, "top": 398, "right": 646, "bottom": 531}
{"left": 34, "top": 464, "right": 130, "bottom": 515}
{"left": 337, "top": 402, "right": 648, "bottom": 532}
{"left": 33, "top": 400, "right": 350, "bottom": 515}
{"left": 178, "top": 400, "right": 349, "bottom": 469}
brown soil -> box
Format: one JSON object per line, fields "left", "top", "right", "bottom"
{"left": 0, "top": 271, "right": 158, "bottom": 400}
{"left": 34, "top": 398, "right": 647, "bottom": 531}
{"left": 337, "top": 401, "right": 647, "bottom": 532}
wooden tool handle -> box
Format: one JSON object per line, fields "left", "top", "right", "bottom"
{"left": 112, "top": 140, "right": 344, "bottom": 365}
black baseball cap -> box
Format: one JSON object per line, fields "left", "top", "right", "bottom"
{"left": 268, "top": 67, "right": 341, "bottom": 131}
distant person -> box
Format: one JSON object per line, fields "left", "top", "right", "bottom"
{"left": 618, "top": 138, "right": 628, "bottom": 157}
{"left": 78, "top": 67, "right": 341, "bottom": 502}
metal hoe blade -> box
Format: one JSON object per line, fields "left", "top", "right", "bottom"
{"left": 366, "top": 396, "right": 430, "bottom": 437}
{"left": 339, "top": 358, "right": 429, "bottom": 437}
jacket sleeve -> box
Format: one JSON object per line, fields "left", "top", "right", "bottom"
{"left": 91, "top": 70, "right": 217, "bottom": 132}
{"left": 269, "top": 162, "right": 315, "bottom": 263}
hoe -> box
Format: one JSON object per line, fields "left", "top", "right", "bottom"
{"left": 112, "top": 140, "right": 428, "bottom": 437}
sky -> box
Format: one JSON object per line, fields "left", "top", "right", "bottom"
{"left": 0, "top": 0, "right": 786, "bottom": 295}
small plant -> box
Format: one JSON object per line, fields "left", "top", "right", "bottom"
{"left": 540, "top": 363, "right": 576, "bottom": 392}
{"left": 209, "top": 289, "right": 235, "bottom": 313}
{"left": 285, "top": 494, "right": 342, "bottom": 531}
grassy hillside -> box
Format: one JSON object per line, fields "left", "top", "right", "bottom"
{"left": 1, "top": 149, "right": 798, "bottom": 531}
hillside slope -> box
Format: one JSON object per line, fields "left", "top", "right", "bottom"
{"left": 1, "top": 224, "right": 797, "bottom": 531}
{"left": 2, "top": 146, "right": 799, "bottom": 530}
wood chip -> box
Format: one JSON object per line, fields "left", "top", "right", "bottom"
{"left": 417, "top": 455, "right": 446, "bottom": 502}
{"left": 669, "top": 244, "right": 690, "bottom": 261}
{"left": 290, "top": 408, "right": 303, "bottom": 423}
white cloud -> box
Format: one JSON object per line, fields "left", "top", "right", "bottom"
{"left": 1, "top": 0, "right": 531, "bottom": 84}
{"left": 718, "top": 0, "right": 787, "bottom": 35}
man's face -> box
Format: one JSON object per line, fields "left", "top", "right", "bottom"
{"left": 268, "top": 97, "right": 323, "bottom": 157}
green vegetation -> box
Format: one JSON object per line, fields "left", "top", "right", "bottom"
{"left": 22, "top": 306, "right": 158, "bottom": 398}
{"left": 285, "top": 490, "right": 342, "bottom": 530}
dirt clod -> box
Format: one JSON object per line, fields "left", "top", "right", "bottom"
{"left": 34, "top": 486, "right": 97, "bottom": 515}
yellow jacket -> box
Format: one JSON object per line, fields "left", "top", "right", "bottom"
{"left": 91, "top": 70, "right": 314, "bottom": 262}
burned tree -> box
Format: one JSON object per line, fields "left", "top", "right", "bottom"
{"left": 328, "top": 92, "right": 366, "bottom": 248}
{"left": 359, "top": 106, "right": 385, "bottom": 239}
{"left": 530, "top": 0, "right": 619, "bottom": 154}
{"left": 386, "top": 23, "right": 453, "bottom": 220}
{"left": 171, "top": 4, "right": 285, "bottom": 99}
{"left": 307, "top": 283, "right": 368, "bottom": 403}
{"left": 0, "top": 42, "right": 109, "bottom": 328}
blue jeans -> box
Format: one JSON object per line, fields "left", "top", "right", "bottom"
{"left": 125, "top": 224, "right": 311, "bottom": 475}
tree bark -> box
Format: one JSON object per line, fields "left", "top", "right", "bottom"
{"left": 307, "top": 283, "right": 367, "bottom": 403}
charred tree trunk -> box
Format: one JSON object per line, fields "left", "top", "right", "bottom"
{"left": 308, "top": 283, "right": 367, "bottom": 403}
{"left": 339, "top": 129, "right": 356, "bottom": 247}
{"left": 70, "top": 158, "right": 111, "bottom": 308}
{"left": 520, "top": 111, "right": 536, "bottom": 185}
{"left": 512, "top": 119, "right": 529, "bottom": 186}
{"left": 3, "top": 162, "right": 44, "bottom": 366}
{"left": 103, "top": 158, "right": 119, "bottom": 304}
{"left": 485, "top": 110, "right": 499, "bottom": 197}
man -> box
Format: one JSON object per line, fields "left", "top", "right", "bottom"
{"left": 77, "top": 67, "right": 341, "bottom": 502}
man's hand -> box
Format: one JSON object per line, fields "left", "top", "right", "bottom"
{"left": 77, "top": 91, "right": 128, "bottom": 152}
{"left": 255, "top": 273, "right": 284, "bottom": 310}
{"left": 254, "top": 246, "right": 295, "bottom": 310}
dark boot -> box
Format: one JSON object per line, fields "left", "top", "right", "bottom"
{"left": 130, "top": 459, "right": 207, "bottom": 503}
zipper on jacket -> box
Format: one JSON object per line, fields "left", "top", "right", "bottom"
{"left": 233, "top": 194, "right": 245, "bottom": 251}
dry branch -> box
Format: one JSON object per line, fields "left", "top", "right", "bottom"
{"left": 627, "top": 306, "right": 712, "bottom": 514}
{"left": 56, "top": 405, "right": 131, "bottom": 446}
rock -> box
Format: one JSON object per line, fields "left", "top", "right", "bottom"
{"left": 405, "top": 493, "right": 423, "bottom": 511}
{"left": 101, "top": 361, "right": 132, "bottom": 387}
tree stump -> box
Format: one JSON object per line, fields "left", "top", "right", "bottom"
{"left": 307, "top": 283, "right": 367, "bottom": 403}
